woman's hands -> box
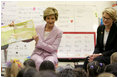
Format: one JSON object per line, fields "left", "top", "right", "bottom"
{"left": 8, "top": 21, "right": 15, "bottom": 27}
{"left": 33, "top": 35, "right": 39, "bottom": 44}
{"left": 88, "top": 53, "right": 102, "bottom": 62}
{"left": 8, "top": 21, "right": 39, "bottom": 43}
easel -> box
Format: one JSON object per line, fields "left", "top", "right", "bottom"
{"left": 1, "top": 44, "right": 9, "bottom": 63}
{"left": 1, "top": 44, "right": 9, "bottom": 76}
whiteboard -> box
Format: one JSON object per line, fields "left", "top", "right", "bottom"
{"left": 57, "top": 32, "right": 96, "bottom": 58}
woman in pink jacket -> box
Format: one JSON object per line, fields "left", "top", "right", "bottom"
{"left": 31, "top": 7, "right": 63, "bottom": 71}
{"left": 9, "top": 7, "right": 63, "bottom": 71}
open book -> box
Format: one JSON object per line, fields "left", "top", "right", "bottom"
{"left": 1, "top": 20, "right": 36, "bottom": 46}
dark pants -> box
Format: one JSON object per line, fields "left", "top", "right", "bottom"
{"left": 83, "top": 55, "right": 110, "bottom": 71}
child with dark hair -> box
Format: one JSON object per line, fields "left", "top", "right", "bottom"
{"left": 17, "top": 59, "right": 36, "bottom": 77}
{"left": 17, "top": 68, "right": 24, "bottom": 77}
{"left": 23, "top": 67, "right": 37, "bottom": 77}
{"left": 34, "top": 70, "right": 58, "bottom": 77}
{"left": 23, "top": 59, "right": 36, "bottom": 68}
{"left": 58, "top": 68, "right": 76, "bottom": 77}
{"left": 104, "top": 63, "right": 117, "bottom": 76}
{"left": 74, "top": 67, "right": 87, "bottom": 77}
{"left": 87, "top": 61, "right": 105, "bottom": 77}
{"left": 17, "top": 67, "right": 37, "bottom": 77}
{"left": 39, "top": 60, "right": 55, "bottom": 71}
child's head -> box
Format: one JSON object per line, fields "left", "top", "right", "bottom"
{"left": 5, "top": 59, "right": 23, "bottom": 77}
{"left": 64, "top": 64, "right": 74, "bottom": 69}
{"left": 17, "top": 68, "right": 24, "bottom": 77}
{"left": 58, "top": 68, "right": 76, "bottom": 77}
{"left": 17, "top": 67, "right": 37, "bottom": 77}
{"left": 34, "top": 70, "right": 58, "bottom": 77}
{"left": 74, "top": 67, "right": 87, "bottom": 77}
{"left": 23, "top": 67, "right": 37, "bottom": 77}
{"left": 39, "top": 60, "right": 55, "bottom": 71}
{"left": 110, "top": 52, "right": 117, "bottom": 64}
{"left": 98, "top": 72, "right": 115, "bottom": 77}
{"left": 104, "top": 63, "right": 117, "bottom": 76}
{"left": 23, "top": 59, "right": 36, "bottom": 68}
{"left": 87, "top": 61, "right": 105, "bottom": 77}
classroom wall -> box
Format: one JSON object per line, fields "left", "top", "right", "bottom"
{"left": 1, "top": 1, "right": 116, "bottom": 64}
{"left": 1, "top": 1, "right": 114, "bottom": 31}
{"left": 17, "top": 1, "right": 113, "bottom": 17}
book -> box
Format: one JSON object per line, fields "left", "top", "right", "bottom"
{"left": 1, "top": 20, "right": 36, "bottom": 46}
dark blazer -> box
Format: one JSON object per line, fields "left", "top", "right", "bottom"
{"left": 83, "top": 23, "right": 117, "bottom": 70}
{"left": 94, "top": 22, "right": 117, "bottom": 57}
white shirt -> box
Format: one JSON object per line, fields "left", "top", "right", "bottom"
{"left": 103, "top": 29, "right": 109, "bottom": 50}
{"left": 44, "top": 31, "right": 50, "bottom": 40}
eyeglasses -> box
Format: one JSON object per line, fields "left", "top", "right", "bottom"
{"left": 102, "top": 16, "right": 111, "bottom": 21}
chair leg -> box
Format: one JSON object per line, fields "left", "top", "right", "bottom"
{"left": 4, "top": 49, "right": 7, "bottom": 63}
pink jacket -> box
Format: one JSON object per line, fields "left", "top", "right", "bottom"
{"left": 32, "top": 24, "right": 63, "bottom": 57}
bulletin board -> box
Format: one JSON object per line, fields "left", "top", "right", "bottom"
{"left": 57, "top": 32, "right": 96, "bottom": 59}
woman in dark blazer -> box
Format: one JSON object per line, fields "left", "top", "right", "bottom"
{"left": 83, "top": 7, "right": 117, "bottom": 71}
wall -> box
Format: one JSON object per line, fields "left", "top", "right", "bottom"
{"left": 1, "top": 1, "right": 115, "bottom": 64}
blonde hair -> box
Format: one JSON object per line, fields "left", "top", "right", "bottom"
{"left": 5, "top": 60, "right": 23, "bottom": 77}
{"left": 110, "top": 52, "right": 117, "bottom": 64}
{"left": 43, "top": 7, "right": 58, "bottom": 21}
{"left": 102, "top": 7, "right": 117, "bottom": 22}
{"left": 98, "top": 72, "right": 115, "bottom": 77}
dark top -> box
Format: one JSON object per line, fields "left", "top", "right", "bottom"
{"left": 93, "top": 22, "right": 117, "bottom": 57}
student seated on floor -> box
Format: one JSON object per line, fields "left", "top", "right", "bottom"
{"left": 87, "top": 61, "right": 105, "bottom": 77}
{"left": 97, "top": 72, "right": 115, "bottom": 77}
{"left": 5, "top": 59, "right": 23, "bottom": 77}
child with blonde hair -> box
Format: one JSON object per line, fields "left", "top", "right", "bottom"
{"left": 98, "top": 72, "right": 115, "bottom": 77}
{"left": 5, "top": 59, "right": 23, "bottom": 77}
{"left": 110, "top": 52, "right": 117, "bottom": 64}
